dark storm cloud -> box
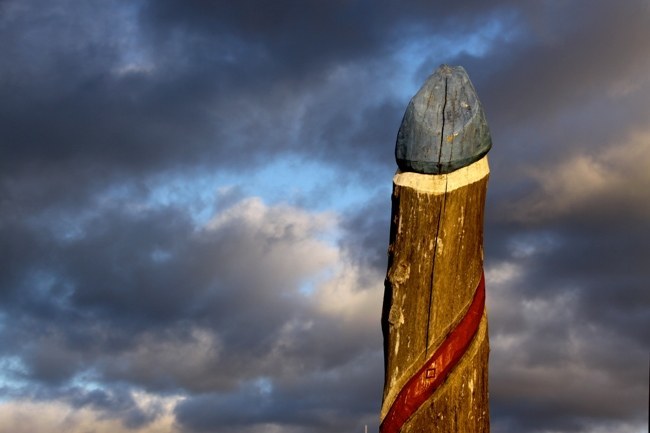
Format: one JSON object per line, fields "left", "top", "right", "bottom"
{"left": 0, "top": 194, "right": 383, "bottom": 429}
{"left": 0, "top": 0, "right": 518, "bottom": 208}
{"left": 63, "top": 385, "right": 164, "bottom": 429}
{"left": 482, "top": 124, "right": 650, "bottom": 431}
{"left": 338, "top": 193, "right": 391, "bottom": 273}
{"left": 175, "top": 350, "right": 382, "bottom": 433}
{"left": 1, "top": 0, "right": 649, "bottom": 432}
{"left": 139, "top": 0, "right": 504, "bottom": 78}
{"left": 3, "top": 0, "right": 647, "bottom": 194}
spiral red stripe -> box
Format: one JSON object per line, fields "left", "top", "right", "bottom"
{"left": 380, "top": 272, "right": 486, "bottom": 433}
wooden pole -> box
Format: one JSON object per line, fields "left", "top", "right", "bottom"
{"left": 380, "top": 65, "right": 491, "bottom": 433}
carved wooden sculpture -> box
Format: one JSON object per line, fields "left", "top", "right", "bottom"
{"left": 380, "top": 65, "right": 491, "bottom": 433}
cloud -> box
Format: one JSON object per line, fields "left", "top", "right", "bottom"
{"left": 509, "top": 130, "right": 650, "bottom": 222}
{"left": 483, "top": 127, "right": 650, "bottom": 431}
{"left": 486, "top": 253, "right": 648, "bottom": 432}
{"left": 1, "top": 195, "right": 384, "bottom": 430}
{"left": 0, "top": 393, "right": 179, "bottom": 433}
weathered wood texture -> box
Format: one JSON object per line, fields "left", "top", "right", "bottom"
{"left": 395, "top": 65, "right": 491, "bottom": 175}
{"left": 380, "top": 157, "right": 490, "bottom": 432}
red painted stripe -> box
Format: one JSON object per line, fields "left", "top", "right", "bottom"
{"left": 380, "top": 272, "right": 486, "bottom": 433}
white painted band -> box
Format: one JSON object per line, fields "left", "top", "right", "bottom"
{"left": 393, "top": 155, "right": 489, "bottom": 193}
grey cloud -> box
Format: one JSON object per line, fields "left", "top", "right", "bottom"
{"left": 1, "top": 195, "right": 383, "bottom": 430}
{"left": 66, "top": 386, "right": 163, "bottom": 429}
{"left": 338, "top": 193, "right": 391, "bottom": 273}
{"left": 1, "top": 0, "right": 650, "bottom": 432}
{"left": 175, "top": 350, "right": 382, "bottom": 433}
{"left": 483, "top": 134, "right": 650, "bottom": 432}
{"left": 0, "top": 0, "right": 521, "bottom": 200}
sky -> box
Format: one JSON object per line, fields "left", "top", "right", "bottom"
{"left": 0, "top": 1, "right": 649, "bottom": 432}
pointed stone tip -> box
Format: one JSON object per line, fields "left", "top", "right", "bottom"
{"left": 395, "top": 64, "right": 492, "bottom": 174}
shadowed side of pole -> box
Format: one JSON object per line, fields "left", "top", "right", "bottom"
{"left": 380, "top": 64, "right": 491, "bottom": 433}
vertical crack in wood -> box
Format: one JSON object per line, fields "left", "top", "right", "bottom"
{"left": 426, "top": 77, "right": 449, "bottom": 356}
{"left": 437, "top": 77, "right": 449, "bottom": 170}
{"left": 426, "top": 177, "right": 448, "bottom": 356}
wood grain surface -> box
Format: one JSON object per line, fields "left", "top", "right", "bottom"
{"left": 380, "top": 156, "right": 490, "bottom": 433}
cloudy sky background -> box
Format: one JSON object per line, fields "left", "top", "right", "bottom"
{"left": 1, "top": 1, "right": 649, "bottom": 432}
